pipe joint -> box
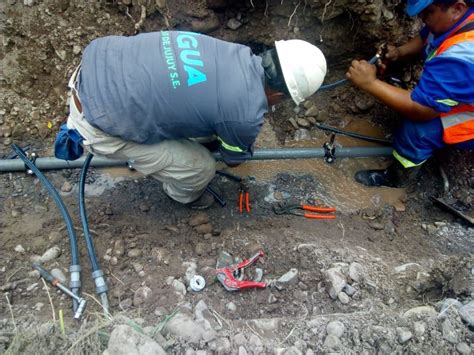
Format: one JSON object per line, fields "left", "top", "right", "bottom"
{"left": 92, "top": 270, "right": 108, "bottom": 294}
{"left": 69, "top": 265, "right": 81, "bottom": 289}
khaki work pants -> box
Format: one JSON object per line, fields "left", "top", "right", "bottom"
{"left": 66, "top": 90, "right": 216, "bottom": 204}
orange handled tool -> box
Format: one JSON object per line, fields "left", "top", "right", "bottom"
{"left": 273, "top": 203, "right": 336, "bottom": 219}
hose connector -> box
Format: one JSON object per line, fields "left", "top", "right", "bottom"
{"left": 70, "top": 264, "right": 81, "bottom": 311}
{"left": 92, "top": 269, "right": 109, "bottom": 313}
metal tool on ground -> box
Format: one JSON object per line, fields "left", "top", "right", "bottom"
{"left": 215, "top": 251, "right": 267, "bottom": 291}
{"left": 33, "top": 264, "right": 87, "bottom": 320}
{"left": 216, "top": 170, "right": 253, "bottom": 213}
{"left": 273, "top": 203, "right": 336, "bottom": 219}
{"left": 205, "top": 185, "right": 226, "bottom": 207}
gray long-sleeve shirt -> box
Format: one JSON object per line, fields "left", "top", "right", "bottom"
{"left": 78, "top": 31, "right": 268, "bottom": 164}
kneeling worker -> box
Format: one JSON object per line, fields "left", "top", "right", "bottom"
{"left": 55, "top": 31, "right": 327, "bottom": 209}
{"left": 347, "top": 0, "right": 474, "bottom": 188}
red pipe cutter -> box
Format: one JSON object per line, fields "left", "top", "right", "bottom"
{"left": 215, "top": 250, "right": 267, "bottom": 291}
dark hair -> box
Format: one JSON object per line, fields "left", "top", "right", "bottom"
{"left": 434, "top": 0, "right": 474, "bottom": 9}
{"left": 260, "top": 48, "right": 290, "bottom": 95}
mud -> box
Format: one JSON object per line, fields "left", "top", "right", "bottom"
{"left": 1, "top": 1, "right": 473, "bottom": 354}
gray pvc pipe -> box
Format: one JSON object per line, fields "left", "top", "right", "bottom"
{"left": 0, "top": 147, "right": 393, "bottom": 172}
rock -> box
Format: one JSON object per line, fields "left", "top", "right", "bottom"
{"left": 396, "top": 327, "right": 412, "bottom": 344}
{"left": 323, "top": 334, "right": 341, "bottom": 350}
{"left": 40, "top": 246, "right": 61, "bottom": 262}
{"left": 442, "top": 319, "right": 458, "bottom": 343}
{"left": 133, "top": 286, "right": 152, "bottom": 306}
{"left": 348, "top": 262, "right": 364, "bottom": 283}
{"left": 278, "top": 268, "right": 299, "bottom": 285}
{"left": 14, "top": 244, "right": 25, "bottom": 253}
{"left": 326, "top": 321, "right": 345, "bottom": 338}
{"left": 139, "top": 203, "right": 150, "bottom": 212}
{"left": 394, "top": 263, "right": 422, "bottom": 273}
{"left": 368, "top": 222, "right": 384, "bottom": 230}
{"left": 305, "top": 106, "right": 319, "bottom": 117}
{"left": 456, "top": 342, "right": 471, "bottom": 354}
{"left": 238, "top": 346, "right": 248, "bottom": 355}
{"left": 50, "top": 268, "right": 66, "bottom": 283}
{"left": 113, "top": 240, "right": 125, "bottom": 256}
{"left": 194, "top": 223, "right": 213, "bottom": 235}
{"left": 227, "top": 18, "right": 242, "bottom": 30}
{"left": 412, "top": 321, "right": 426, "bottom": 337}
{"left": 128, "top": 248, "right": 142, "bottom": 258}
{"left": 337, "top": 292, "right": 350, "bottom": 304}
{"left": 248, "top": 334, "right": 264, "bottom": 353}
{"left": 24, "top": 0, "right": 35, "bottom": 6}
{"left": 268, "top": 294, "right": 277, "bottom": 304}
{"left": 294, "top": 128, "right": 311, "bottom": 141}
{"left": 105, "top": 324, "right": 166, "bottom": 355}
{"left": 73, "top": 45, "right": 82, "bottom": 55}
{"left": 191, "top": 12, "right": 220, "bottom": 33}
{"left": 132, "top": 263, "right": 143, "bottom": 273}
{"left": 303, "top": 100, "right": 314, "bottom": 110}
{"left": 296, "top": 118, "right": 311, "bottom": 128}
{"left": 403, "top": 306, "right": 437, "bottom": 319}
{"left": 194, "top": 243, "right": 207, "bottom": 256}
{"left": 316, "top": 110, "right": 329, "bottom": 122}
{"left": 458, "top": 301, "right": 474, "bottom": 327}
{"left": 438, "top": 298, "right": 463, "bottom": 316}
{"left": 226, "top": 302, "right": 237, "bottom": 312}
{"left": 323, "top": 268, "right": 347, "bottom": 299}
{"left": 343, "top": 284, "right": 357, "bottom": 296}
{"left": 216, "top": 337, "right": 231, "bottom": 353}
{"left": 164, "top": 312, "right": 215, "bottom": 343}
{"left": 60, "top": 181, "right": 73, "bottom": 193}
{"left": 172, "top": 279, "right": 187, "bottom": 298}
{"left": 289, "top": 117, "right": 299, "bottom": 129}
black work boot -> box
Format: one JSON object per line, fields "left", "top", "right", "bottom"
{"left": 186, "top": 190, "right": 215, "bottom": 210}
{"left": 355, "top": 161, "right": 420, "bottom": 188}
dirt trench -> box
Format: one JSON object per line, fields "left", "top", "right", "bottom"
{"left": 0, "top": 1, "right": 473, "bottom": 354}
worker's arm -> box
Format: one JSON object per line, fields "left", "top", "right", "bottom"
{"left": 346, "top": 60, "right": 439, "bottom": 122}
{"left": 386, "top": 35, "right": 424, "bottom": 61}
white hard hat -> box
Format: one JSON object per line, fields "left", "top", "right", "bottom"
{"left": 275, "top": 39, "right": 327, "bottom": 105}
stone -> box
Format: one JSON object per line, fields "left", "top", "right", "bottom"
{"left": 326, "top": 321, "right": 345, "bottom": 338}
{"left": 412, "top": 321, "right": 426, "bottom": 337}
{"left": 194, "top": 223, "right": 213, "bottom": 235}
{"left": 216, "top": 337, "right": 231, "bottom": 353}
{"left": 128, "top": 248, "right": 142, "bottom": 258}
{"left": 438, "top": 298, "right": 463, "bottom": 316}
{"left": 226, "top": 302, "right": 237, "bottom": 312}
{"left": 14, "top": 245, "right": 25, "bottom": 253}
{"left": 396, "top": 327, "right": 412, "bottom": 344}
{"left": 164, "top": 312, "right": 216, "bottom": 343}
{"left": 323, "top": 268, "right": 347, "bottom": 299}
{"left": 393, "top": 263, "right": 422, "bottom": 273}
{"left": 458, "top": 301, "right": 474, "bottom": 327}
{"left": 40, "top": 246, "right": 61, "bottom": 262}
{"left": 305, "top": 106, "right": 319, "bottom": 117}
{"left": 403, "top": 306, "right": 437, "bottom": 319}
{"left": 105, "top": 324, "right": 166, "bottom": 355}
{"left": 191, "top": 12, "right": 220, "bottom": 33}
{"left": 348, "top": 262, "right": 364, "bottom": 283}
{"left": 60, "top": 181, "right": 73, "bottom": 193}
{"left": 337, "top": 292, "right": 350, "bottom": 304}
{"left": 323, "top": 334, "right": 341, "bottom": 350}
{"left": 442, "top": 319, "right": 458, "bottom": 343}
{"left": 133, "top": 286, "right": 152, "bottom": 306}
{"left": 113, "top": 240, "right": 125, "bottom": 256}
{"left": 172, "top": 279, "right": 186, "bottom": 298}
{"left": 227, "top": 18, "right": 242, "bottom": 30}
{"left": 278, "top": 268, "right": 299, "bottom": 285}
{"left": 456, "top": 342, "right": 471, "bottom": 355}
{"left": 296, "top": 118, "right": 311, "bottom": 128}
{"left": 303, "top": 100, "right": 314, "bottom": 110}
{"left": 343, "top": 284, "right": 357, "bottom": 296}
{"left": 289, "top": 117, "right": 299, "bottom": 129}
{"left": 316, "top": 110, "right": 329, "bottom": 122}
{"left": 294, "top": 129, "right": 311, "bottom": 141}
{"left": 189, "top": 212, "right": 209, "bottom": 226}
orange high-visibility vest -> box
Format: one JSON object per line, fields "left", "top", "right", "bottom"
{"left": 427, "top": 13, "right": 474, "bottom": 144}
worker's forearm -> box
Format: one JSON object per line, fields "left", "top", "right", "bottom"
{"left": 364, "top": 79, "right": 438, "bottom": 121}
{"left": 397, "top": 35, "right": 424, "bottom": 59}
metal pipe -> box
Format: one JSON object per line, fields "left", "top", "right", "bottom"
{"left": 0, "top": 147, "right": 393, "bottom": 172}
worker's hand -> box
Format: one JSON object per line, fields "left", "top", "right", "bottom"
{"left": 346, "top": 60, "right": 377, "bottom": 91}
{"left": 385, "top": 45, "right": 401, "bottom": 61}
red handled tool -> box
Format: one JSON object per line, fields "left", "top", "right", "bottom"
{"left": 215, "top": 251, "right": 267, "bottom": 291}
{"left": 273, "top": 203, "right": 336, "bottom": 219}
{"left": 239, "top": 178, "right": 251, "bottom": 213}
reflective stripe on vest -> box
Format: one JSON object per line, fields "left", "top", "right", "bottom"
{"left": 429, "top": 13, "right": 474, "bottom": 144}
{"left": 440, "top": 105, "right": 474, "bottom": 144}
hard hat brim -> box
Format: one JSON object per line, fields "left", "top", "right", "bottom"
{"left": 406, "top": 0, "right": 433, "bottom": 16}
